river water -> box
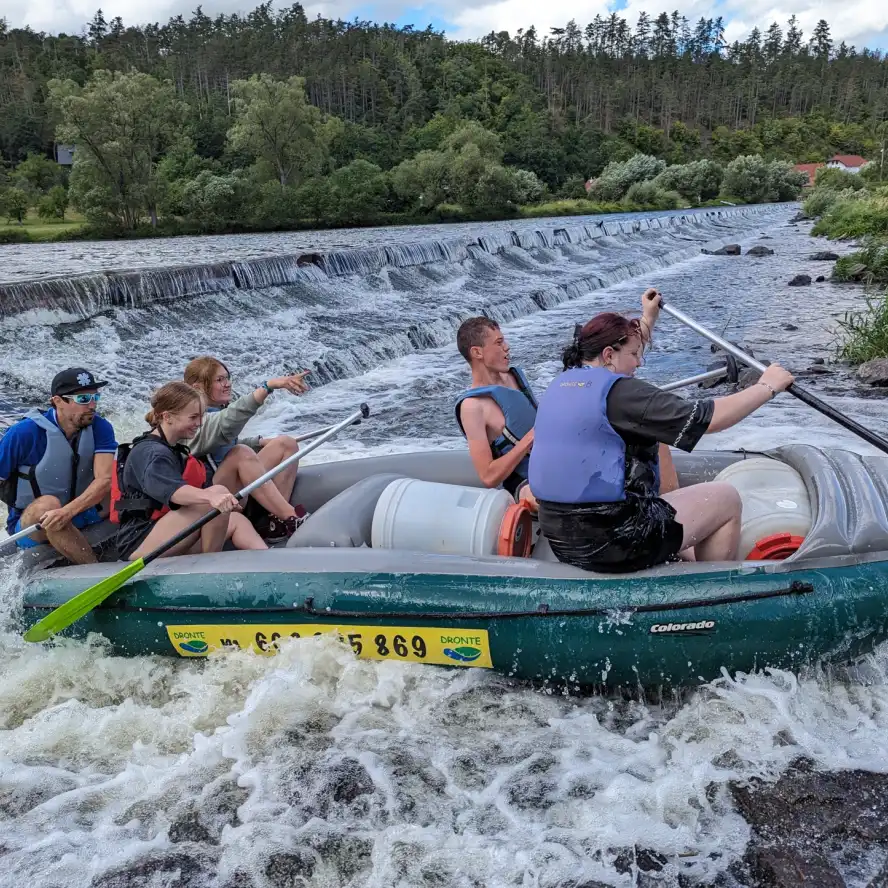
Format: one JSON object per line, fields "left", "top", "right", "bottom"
{"left": 3, "top": 205, "right": 888, "bottom": 888}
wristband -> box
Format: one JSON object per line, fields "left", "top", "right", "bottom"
{"left": 757, "top": 381, "right": 777, "bottom": 399}
{"left": 260, "top": 381, "right": 273, "bottom": 394}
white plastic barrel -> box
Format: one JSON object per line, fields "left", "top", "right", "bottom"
{"left": 371, "top": 478, "right": 513, "bottom": 556}
{"left": 713, "top": 458, "right": 812, "bottom": 558}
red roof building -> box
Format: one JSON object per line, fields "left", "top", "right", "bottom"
{"left": 794, "top": 163, "right": 825, "bottom": 186}
{"left": 828, "top": 154, "right": 869, "bottom": 171}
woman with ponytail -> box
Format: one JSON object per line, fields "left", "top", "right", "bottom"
{"left": 114, "top": 382, "right": 267, "bottom": 560}
{"left": 528, "top": 288, "right": 795, "bottom": 572}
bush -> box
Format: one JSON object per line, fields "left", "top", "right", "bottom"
{"left": 510, "top": 168, "right": 545, "bottom": 204}
{"left": 592, "top": 153, "right": 666, "bottom": 201}
{"left": 812, "top": 196, "right": 888, "bottom": 239}
{"left": 519, "top": 199, "right": 624, "bottom": 218}
{"left": 767, "top": 160, "right": 807, "bottom": 201}
{"left": 0, "top": 229, "right": 33, "bottom": 244}
{"left": 327, "top": 159, "right": 389, "bottom": 223}
{"left": 802, "top": 187, "right": 859, "bottom": 219}
{"left": 0, "top": 186, "right": 30, "bottom": 223}
{"left": 623, "top": 181, "right": 683, "bottom": 209}
{"left": 814, "top": 167, "right": 867, "bottom": 191}
{"left": 36, "top": 185, "right": 69, "bottom": 219}
{"left": 834, "top": 290, "right": 888, "bottom": 364}
{"left": 653, "top": 159, "right": 723, "bottom": 202}
{"left": 832, "top": 241, "right": 888, "bottom": 284}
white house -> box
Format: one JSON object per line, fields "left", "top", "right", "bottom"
{"left": 827, "top": 154, "right": 869, "bottom": 174}
{"left": 54, "top": 144, "right": 75, "bottom": 166}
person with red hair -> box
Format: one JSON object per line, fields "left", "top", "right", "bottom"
{"left": 528, "top": 289, "right": 794, "bottom": 572}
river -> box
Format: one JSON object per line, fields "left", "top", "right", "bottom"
{"left": 2, "top": 204, "right": 888, "bottom": 888}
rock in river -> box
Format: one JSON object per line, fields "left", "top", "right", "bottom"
{"left": 730, "top": 758, "right": 888, "bottom": 888}
{"left": 857, "top": 358, "right": 888, "bottom": 386}
{"left": 702, "top": 243, "right": 741, "bottom": 256}
{"left": 788, "top": 274, "right": 812, "bottom": 286}
{"left": 747, "top": 245, "right": 775, "bottom": 256}
{"left": 810, "top": 251, "right": 840, "bottom": 261}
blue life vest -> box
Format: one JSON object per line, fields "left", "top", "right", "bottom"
{"left": 529, "top": 366, "right": 660, "bottom": 504}
{"left": 13, "top": 409, "right": 96, "bottom": 510}
{"left": 454, "top": 367, "right": 538, "bottom": 492}
{"left": 205, "top": 406, "right": 239, "bottom": 468}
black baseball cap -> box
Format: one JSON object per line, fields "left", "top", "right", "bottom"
{"left": 51, "top": 368, "right": 110, "bottom": 397}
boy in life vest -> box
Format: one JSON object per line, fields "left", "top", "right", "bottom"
{"left": 454, "top": 318, "right": 538, "bottom": 507}
{"left": 0, "top": 368, "right": 117, "bottom": 563}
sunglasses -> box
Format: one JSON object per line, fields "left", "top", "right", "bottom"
{"left": 62, "top": 393, "right": 102, "bottom": 405}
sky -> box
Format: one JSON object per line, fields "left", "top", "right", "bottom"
{"left": 3, "top": 0, "right": 887, "bottom": 52}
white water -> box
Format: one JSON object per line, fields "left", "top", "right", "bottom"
{"left": 3, "top": 206, "right": 888, "bottom": 887}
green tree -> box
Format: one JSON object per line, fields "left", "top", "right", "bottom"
{"left": 48, "top": 71, "right": 189, "bottom": 229}
{"left": 654, "top": 159, "right": 723, "bottom": 202}
{"left": 767, "top": 160, "right": 806, "bottom": 201}
{"left": 390, "top": 150, "right": 451, "bottom": 209}
{"left": 592, "top": 153, "right": 666, "bottom": 201}
{"left": 1, "top": 187, "right": 30, "bottom": 223}
{"left": 15, "top": 152, "right": 63, "bottom": 193}
{"left": 721, "top": 155, "right": 772, "bottom": 202}
{"left": 228, "top": 74, "right": 328, "bottom": 189}
{"left": 327, "top": 159, "right": 389, "bottom": 223}
{"left": 294, "top": 178, "right": 334, "bottom": 225}
{"left": 178, "top": 171, "right": 244, "bottom": 228}
{"left": 36, "top": 185, "right": 68, "bottom": 219}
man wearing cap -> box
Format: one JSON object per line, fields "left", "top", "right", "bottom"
{"left": 0, "top": 368, "right": 117, "bottom": 563}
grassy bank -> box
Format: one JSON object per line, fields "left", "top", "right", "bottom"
{"left": 1, "top": 195, "right": 760, "bottom": 246}
{"left": 0, "top": 210, "right": 86, "bottom": 243}
{"left": 802, "top": 168, "right": 888, "bottom": 362}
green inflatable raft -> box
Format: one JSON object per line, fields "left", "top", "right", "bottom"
{"left": 13, "top": 444, "right": 888, "bottom": 687}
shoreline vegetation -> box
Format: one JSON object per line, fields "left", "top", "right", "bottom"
{"left": 2, "top": 7, "right": 883, "bottom": 243}
{"left": 800, "top": 167, "right": 888, "bottom": 365}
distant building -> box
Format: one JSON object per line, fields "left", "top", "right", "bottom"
{"left": 827, "top": 154, "right": 869, "bottom": 173}
{"left": 793, "top": 163, "right": 825, "bottom": 187}
{"left": 54, "top": 144, "right": 75, "bottom": 166}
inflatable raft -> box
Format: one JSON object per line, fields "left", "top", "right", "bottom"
{"left": 13, "top": 444, "right": 888, "bottom": 687}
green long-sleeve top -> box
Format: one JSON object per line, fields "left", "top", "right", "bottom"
{"left": 186, "top": 392, "right": 263, "bottom": 458}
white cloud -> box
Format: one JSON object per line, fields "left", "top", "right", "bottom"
{"left": 3, "top": 0, "right": 886, "bottom": 49}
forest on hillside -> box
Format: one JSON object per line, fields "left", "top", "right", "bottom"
{"left": 0, "top": 5, "right": 885, "bottom": 238}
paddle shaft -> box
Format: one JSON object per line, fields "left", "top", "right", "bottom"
{"left": 660, "top": 367, "right": 727, "bottom": 392}
{"left": 290, "top": 418, "right": 359, "bottom": 444}
{"left": 661, "top": 302, "right": 888, "bottom": 456}
{"left": 5, "top": 522, "right": 41, "bottom": 545}
{"left": 0, "top": 522, "right": 41, "bottom": 553}
{"left": 141, "top": 404, "right": 369, "bottom": 568}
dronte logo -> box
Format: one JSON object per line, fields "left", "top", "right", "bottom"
{"left": 650, "top": 620, "right": 715, "bottom": 634}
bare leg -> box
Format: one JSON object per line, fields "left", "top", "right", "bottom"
{"left": 213, "top": 445, "right": 297, "bottom": 520}
{"left": 658, "top": 444, "right": 679, "bottom": 494}
{"left": 19, "top": 496, "right": 97, "bottom": 565}
{"left": 127, "top": 505, "right": 232, "bottom": 560}
{"left": 661, "top": 482, "right": 742, "bottom": 562}
{"left": 227, "top": 513, "right": 268, "bottom": 550}
{"left": 256, "top": 436, "right": 300, "bottom": 502}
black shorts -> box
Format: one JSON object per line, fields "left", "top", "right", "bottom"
{"left": 537, "top": 494, "right": 684, "bottom": 573}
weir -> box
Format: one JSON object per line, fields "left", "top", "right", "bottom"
{"left": 0, "top": 206, "right": 781, "bottom": 321}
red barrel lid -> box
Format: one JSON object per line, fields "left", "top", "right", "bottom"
{"left": 498, "top": 501, "right": 533, "bottom": 558}
{"left": 745, "top": 532, "right": 805, "bottom": 560}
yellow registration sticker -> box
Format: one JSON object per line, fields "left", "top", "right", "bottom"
{"left": 165, "top": 623, "right": 493, "bottom": 669}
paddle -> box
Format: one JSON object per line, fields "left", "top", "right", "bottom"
{"left": 660, "top": 367, "right": 729, "bottom": 392}
{"left": 291, "top": 418, "right": 358, "bottom": 443}
{"left": 0, "top": 522, "right": 41, "bottom": 554}
{"left": 660, "top": 301, "right": 888, "bottom": 457}
{"left": 23, "top": 403, "right": 371, "bottom": 643}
